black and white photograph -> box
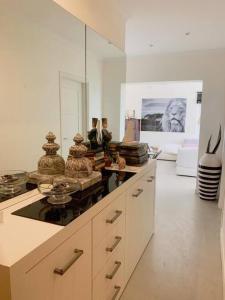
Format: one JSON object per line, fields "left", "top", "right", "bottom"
{"left": 141, "top": 98, "right": 187, "bottom": 132}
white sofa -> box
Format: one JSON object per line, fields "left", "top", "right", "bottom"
{"left": 176, "top": 138, "right": 199, "bottom": 177}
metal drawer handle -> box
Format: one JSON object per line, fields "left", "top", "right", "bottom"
{"left": 132, "top": 188, "right": 143, "bottom": 197}
{"left": 106, "top": 236, "right": 122, "bottom": 252}
{"left": 106, "top": 261, "right": 121, "bottom": 279}
{"left": 54, "top": 249, "right": 84, "bottom": 276}
{"left": 147, "top": 176, "right": 155, "bottom": 182}
{"left": 111, "top": 286, "right": 121, "bottom": 300}
{"left": 106, "top": 210, "right": 122, "bottom": 224}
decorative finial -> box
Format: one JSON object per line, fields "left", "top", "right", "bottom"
{"left": 69, "top": 133, "right": 87, "bottom": 158}
{"left": 42, "top": 132, "right": 60, "bottom": 155}
{"left": 38, "top": 132, "right": 65, "bottom": 175}
{"left": 65, "top": 133, "right": 93, "bottom": 178}
{"left": 46, "top": 132, "right": 56, "bottom": 143}
{"left": 74, "top": 133, "right": 84, "bottom": 145}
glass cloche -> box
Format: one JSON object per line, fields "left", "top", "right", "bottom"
{"left": 0, "top": 170, "right": 28, "bottom": 195}
{"left": 38, "top": 177, "right": 80, "bottom": 205}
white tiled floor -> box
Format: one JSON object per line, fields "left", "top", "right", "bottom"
{"left": 121, "top": 160, "right": 223, "bottom": 300}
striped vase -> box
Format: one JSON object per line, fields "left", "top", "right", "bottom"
{"left": 198, "top": 153, "right": 222, "bottom": 201}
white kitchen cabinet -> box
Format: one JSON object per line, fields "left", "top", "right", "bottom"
{"left": 0, "top": 160, "right": 156, "bottom": 300}
{"left": 125, "top": 167, "right": 156, "bottom": 281}
{"left": 12, "top": 222, "right": 92, "bottom": 300}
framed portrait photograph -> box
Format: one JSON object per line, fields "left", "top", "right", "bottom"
{"left": 141, "top": 98, "right": 187, "bottom": 132}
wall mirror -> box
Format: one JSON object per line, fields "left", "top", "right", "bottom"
{"left": 0, "top": 1, "right": 126, "bottom": 173}
{"left": 0, "top": 0, "right": 85, "bottom": 170}
{"left": 86, "top": 27, "right": 126, "bottom": 141}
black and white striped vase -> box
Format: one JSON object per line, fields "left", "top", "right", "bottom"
{"left": 198, "top": 153, "right": 222, "bottom": 201}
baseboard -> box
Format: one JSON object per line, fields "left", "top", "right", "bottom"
{"left": 220, "top": 228, "right": 225, "bottom": 300}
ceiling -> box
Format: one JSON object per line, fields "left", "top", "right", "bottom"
{"left": 116, "top": 0, "right": 225, "bottom": 56}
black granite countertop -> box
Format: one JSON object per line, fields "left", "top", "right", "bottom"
{"left": 12, "top": 170, "right": 135, "bottom": 226}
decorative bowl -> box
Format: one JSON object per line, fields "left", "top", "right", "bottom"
{"left": 38, "top": 177, "right": 80, "bottom": 205}
{"left": 0, "top": 170, "right": 28, "bottom": 195}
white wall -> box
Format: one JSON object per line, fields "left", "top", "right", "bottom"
{"left": 54, "top": 0, "right": 126, "bottom": 50}
{"left": 125, "top": 81, "right": 202, "bottom": 149}
{"left": 0, "top": 1, "right": 85, "bottom": 171}
{"left": 127, "top": 49, "right": 225, "bottom": 160}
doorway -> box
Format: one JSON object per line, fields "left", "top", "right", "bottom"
{"left": 59, "top": 72, "right": 86, "bottom": 159}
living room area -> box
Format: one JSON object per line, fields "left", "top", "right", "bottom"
{"left": 124, "top": 80, "right": 202, "bottom": 177}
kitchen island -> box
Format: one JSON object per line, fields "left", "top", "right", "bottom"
{"left": 0, "top": 159, "right": 156, "bottom": 300}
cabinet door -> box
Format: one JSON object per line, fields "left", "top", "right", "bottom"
{"left": 18, "top": 223, "right": 92, "bottom": 300}
{"left": 125, "top": 171, "right": 155, "bottom": 281}
{"left": 141, "top": 172, "right": 155, "bottom": 246}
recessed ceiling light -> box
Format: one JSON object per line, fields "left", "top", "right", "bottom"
{"left": 185, "top": 32, "right": 191, "bottom": 36}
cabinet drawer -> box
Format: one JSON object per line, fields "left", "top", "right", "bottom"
{"left": 93, "top": 245, "right": 124, "bottom": 300}
{"left": 93, "top": 218, "right": 125, "bottom": 278}
{"left": 93, "top": 194, "right": 125, "bottom": 247}
{"left": 142, "top": 170, "right": 156, "bottom": 183}
{"left": 16, "top": 223, "right": 92, "bottom": 300}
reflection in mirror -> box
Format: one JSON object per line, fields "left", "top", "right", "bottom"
{"left": 0, "top": 0, "right": 85, "bottom": 171}
{"left": 86, "top": 27, "right": 126, "bottom": 142}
